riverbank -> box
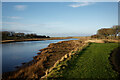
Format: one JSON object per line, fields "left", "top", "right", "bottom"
{"left": 2, "top": 38, "right": 120, "bottom": 79}
{"left": 47, "top": 43, "right": 119, "bottom": 79}
{"left": 2, "top": 37, "right": 89, "bottom": 80}
{"left": 1, "top": 36, "right": 91, "bottom": 43}
{"left": 1, "top": 37, "right": 73, "bottom": 43}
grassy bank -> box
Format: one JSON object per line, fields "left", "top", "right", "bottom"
{"left": 3, "top": 40, "right": 85, "bottom": 79}
{"left": 48, "top": 43, "right": 119, "bottom": 79}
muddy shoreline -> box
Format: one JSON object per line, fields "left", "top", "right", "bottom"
{"left": 2, "top": 39, "right": 87, "bottom": 80}
{"left": 1, "top": 37, "right": 73, "bottom": 43}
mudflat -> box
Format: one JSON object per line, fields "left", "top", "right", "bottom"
{"left": 1, "top": 37, "right": 72, "bottom": 43}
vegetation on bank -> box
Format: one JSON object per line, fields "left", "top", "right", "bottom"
{"left": 2, "top": 40, "right": 84, "bottom": 79}
{"left": 47, "top": 43, "right": 119, "bottom": 79}
{"left": 1, "top": 31, "right": 50, "bottom": 40}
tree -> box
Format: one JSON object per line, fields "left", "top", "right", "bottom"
{"left": 2, "top": 31, "right": 50, "bottom": 40}
{"left": 2, "top": 31, "right": 10, "bottom": 40}
{"left": 97, "top": 28, "right": 108, "bottom": 38}
{"left": 97, "top": 28, "right": 116, "bottom": 39}
{"left": 91, "top": 34, "right": 100, "bottom": 38}
{"left": 112, "top": 25, "right": 120, "bottom": 38}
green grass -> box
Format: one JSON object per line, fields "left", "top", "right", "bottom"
{"left": 48, "top": 43, "right": 119, "bottom": 79}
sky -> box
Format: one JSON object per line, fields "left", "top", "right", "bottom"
{"left": 2, "top": 0, "right": 119, "bottom": 2}
{"left": 2, "top": 2, "right": 118, "bottom": 37}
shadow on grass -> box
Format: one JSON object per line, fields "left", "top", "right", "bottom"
{"left": 109, "top": 43, "right": 120, "bottom": 78}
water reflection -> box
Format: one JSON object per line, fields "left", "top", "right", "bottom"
{"left": 2, "top": 38, "right": 77, "bottom": 72}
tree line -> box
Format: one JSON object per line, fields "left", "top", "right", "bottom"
{"left": 1, "top": 31, "right": 50, "bottom": 40}
{"left": 91, "top": 25, "right": 120, "bottom": 39}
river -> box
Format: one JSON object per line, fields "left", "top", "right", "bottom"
{"left": 2, "top": 38, "right": 77, "bottom": 73}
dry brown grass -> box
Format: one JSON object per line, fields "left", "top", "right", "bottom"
{"left": 1, "top": 37, "right": 73, "bottom": 43}
{"left": 2, "top": 38, "right": 88, "bottom": 80}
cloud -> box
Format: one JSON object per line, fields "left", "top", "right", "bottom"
{"left": 2, "top": 21, "right": 63, "bottom": 33}
{"left": 7, "top": 16, "right": 23, "bottom": 19}
{"left": 14, "top": 5, "right": 27, "bottom": 11}
{"left": 2, "top": 22, "right": 29, "bottom": 32}
{"left": 69, "top": 2, "right": 94, "bottom": 8}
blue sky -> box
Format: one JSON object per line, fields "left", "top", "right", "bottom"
{"left": 2, "top": 2, "right": 118, "bottom": 37}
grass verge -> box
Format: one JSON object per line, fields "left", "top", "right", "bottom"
{"left": 47, "top": 43, "right": 119, "bottom": 79}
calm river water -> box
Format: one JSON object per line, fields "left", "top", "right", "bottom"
{"left": 2, "top": 38, "right": 77, "bottom": 72}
